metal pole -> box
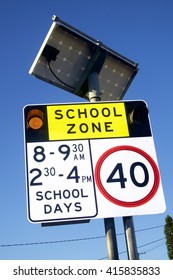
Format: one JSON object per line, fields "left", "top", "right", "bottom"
{"left": 87, "top": 72, "right": 101, "bottom": 102}
{"left": 123, "top": 216, "right": 139, "bottom": 259}
{"left": 87, "top": 72, "right": 119, "bottom": 260}
{"left": 104, "top": 218, "right": 119, "bottom": 260}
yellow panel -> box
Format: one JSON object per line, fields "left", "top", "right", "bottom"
{"left": 47, "top": 102, "right": 129, "bottom": 140}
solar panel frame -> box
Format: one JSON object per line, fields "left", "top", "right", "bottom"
{"left": 29, "top": 17, "right": 138, "bottom": 100}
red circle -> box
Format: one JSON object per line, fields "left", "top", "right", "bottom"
{"left": 94, "top": 145, "right": 160, "bottom": 207}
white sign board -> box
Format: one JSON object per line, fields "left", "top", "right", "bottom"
{"left": 91, "top": 137, "right": 165, "bottom": 218}
{"left": 26, "top": 140, "right": 97, "bottom": 223}
{"left": 24, "top": 101, "right": 166, "bottom": 223}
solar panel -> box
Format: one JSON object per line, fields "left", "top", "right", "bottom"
{"left": 29, "top": 17, "right": 138, "bottom": 100}
{"left": 98, "top": 52, "right": 137, "bottom": 100}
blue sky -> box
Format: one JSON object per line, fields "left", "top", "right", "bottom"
{"left": 0, "top": 0, "right": 173, "bottom": 260}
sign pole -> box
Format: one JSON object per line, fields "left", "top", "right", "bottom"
{"left": 104, "top": 218, "right": 119, "bottom": 260}
{"left": 87, "top": 71, "right": 119, "bottom": 260}
{"left": 87, "top": 72, "right": 138, "bottom": 260}
{"left": 123, "top": 216, "right": 139, "bottom": 259}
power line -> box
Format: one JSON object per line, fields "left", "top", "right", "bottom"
{"left": 136, "top": 224, "right": 164, "bottom": 233}
{"left": 0, "top": 235, "right": 105, "bottom": 248}
{"left": 0, "top": 224, "right": 164, "bottom": 248}
{"left": 143, "top": 242, "right": 166, "bottom": 254}
{"left": 138, "top": 237, "right": 165, "bottom": 249}
{"left": 98, "top": 237, "right": 166, "bottom": 260}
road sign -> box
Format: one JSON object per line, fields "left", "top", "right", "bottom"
{"left": 91, "top": 136, "right": 165, "bottom": 218}
{"left": 47, "top": 102, "right": 129, "bottom": 140}
{"left": 95, "top": 145, "right": 160, "bottom": 207}
{"left": 23, "top": 100, "right": 166, "bottom": 223}
{"left": 25, "top": 140, "right": 97, "bottom": 223}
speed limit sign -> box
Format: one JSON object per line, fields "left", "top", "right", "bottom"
{"left": 95, "top": 145, "right": 160, "bottom": 207}
{"left": 91, "top": 137, "right": 166, "bottom": 218}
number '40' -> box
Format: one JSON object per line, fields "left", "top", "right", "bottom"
{"left": 107, "top": 162, "right": 149, "bottom": 188}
